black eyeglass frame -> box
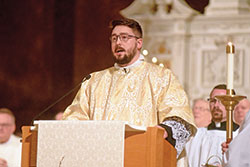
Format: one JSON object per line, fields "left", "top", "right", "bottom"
{"left": 109, "top": 33, "right": 140, "bottom": 43}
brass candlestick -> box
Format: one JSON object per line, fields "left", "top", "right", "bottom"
{"left": 215, "top": 89, "right": 246, "bottom": 143}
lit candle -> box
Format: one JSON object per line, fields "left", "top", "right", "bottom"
{"left": 226, "top": 42, "right": 235, "bottom": 90}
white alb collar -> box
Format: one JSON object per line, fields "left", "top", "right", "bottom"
{"left": 114, "top": 54, "right": 144, "bottom": 70}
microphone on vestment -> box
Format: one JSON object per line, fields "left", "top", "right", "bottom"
{"left": 30, "top": 74, "right": 91, "bottom": 125}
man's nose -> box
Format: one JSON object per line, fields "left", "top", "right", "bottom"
{"left": 214, "top": 100, "right": 221, "bottom": 106}
{"left": 115, "top": 37, "right": 122, "bottom": 44}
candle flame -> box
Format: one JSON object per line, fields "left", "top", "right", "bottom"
{"left": 226, "top": 42, "right": 235, "bottom": 54}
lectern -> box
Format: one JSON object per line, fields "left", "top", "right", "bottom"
{"left": 21, "top": 121, "right": 176, "bottom": 167}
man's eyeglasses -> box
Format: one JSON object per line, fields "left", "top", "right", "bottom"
{"left": 110, "top": 33, "right": 139, "bottom": 43}
{"left": 207, "top": 98, "right": 221, "bottom": 104}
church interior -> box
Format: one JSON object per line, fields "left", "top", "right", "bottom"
{"left": 1, "top": 0, "right": 250, "bottom": 137}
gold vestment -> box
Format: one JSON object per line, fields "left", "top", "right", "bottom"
{"left": 63, "top": 61, "right": 195, "bottom": 130}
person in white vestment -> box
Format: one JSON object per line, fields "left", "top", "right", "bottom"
{"left": 0, "top": 108, "right": 22, "bottom": 167}
{"left": 221, "top": 109, "right": 250, "bottom": 167}
{"left": 185, "top": 84, "right": 239, "bottom": 167}
{"left": 63, "top": 18, "right": 196, "bottom": 167}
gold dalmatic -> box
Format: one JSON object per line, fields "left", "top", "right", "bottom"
{"left": 63, "top": 62, "right": 195, "bottom": 129}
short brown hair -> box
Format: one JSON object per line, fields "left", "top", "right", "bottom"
{"left": 110, "top": 18, "right": 143, "bottom": 38}
{"left": 0, "top": 108, "right": 15, "bottom": 122}
{"left": 209, "top": 84, "right": 236, "bottom": 97}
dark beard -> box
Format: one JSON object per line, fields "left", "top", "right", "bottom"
{"left": 212, "top": 109, "right": 223, "bottom": 122}
{"left": 113, "top": 54, "right": 133, "bottom": 65}
{"left": 113, "top": 45, "right": 137, "bottom": 65}
{"left": 213, "top": 116, "right": 222, "bottom": 122}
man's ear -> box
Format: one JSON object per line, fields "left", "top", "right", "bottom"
{"left": 137, "top": 38, "right": 143, "bottom": 50}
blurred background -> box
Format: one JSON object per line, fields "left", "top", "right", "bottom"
{"left": 0, "top": 0, "right": 213, "bottom": 134}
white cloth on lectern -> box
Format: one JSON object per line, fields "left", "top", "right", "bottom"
{"left": 186, "top": 128, "right": 238, "bottom": 167}
{"left": 224, "top": 111, "right": 250, "bottom": 167}
{"left": 0, "top": 134, "right": 22, "bottom": 167}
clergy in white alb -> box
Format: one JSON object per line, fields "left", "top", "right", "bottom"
{"left": 185, "top": 84, "right": 239, "bottom": 167}
{"left": 0, "top": 134, "right": 22, "bottom": 167}
{"left": 0, "top": 108, "right": 22, "bottom": 167}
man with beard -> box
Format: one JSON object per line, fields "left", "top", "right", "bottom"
{"left": 185, "top": 84, "right": 239, "bottom": 167}
{"left": 63, "top": 18, "right": 196, "bottom": 167}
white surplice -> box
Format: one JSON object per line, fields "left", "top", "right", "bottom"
{"left": 186, "top": 126, "right": 238, "bottom": 167}
{"left": 0, "top": 134, "right": 22, "bottom": 167}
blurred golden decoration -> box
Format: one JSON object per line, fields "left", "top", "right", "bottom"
{"left": 158, "top": 43, "right": 166, "bottom": 54}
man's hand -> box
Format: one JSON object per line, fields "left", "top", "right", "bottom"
{"left": 221, "top": 141, "right": 229, "bottom": 154}
{"left": 156, "top": 125, "right": 168, "bottom": 138}
{"left": 0, "top": 158, "right": 7, "bottom": 167}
